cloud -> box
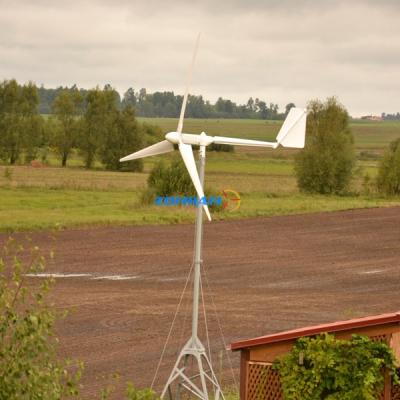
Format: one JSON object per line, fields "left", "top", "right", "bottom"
{"left": 0, "top": 0, "right": 399, "bottom": 115}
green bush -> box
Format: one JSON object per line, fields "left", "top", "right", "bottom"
{"left": 209, "top": 143, "right": 234, "bottom": 152}
{"left": 0, "top": 239, "right": 82, "bottom": 399}
{"left": 147, "top": 157, "right": 194, "bottom": 197}
{"left": 144, "top": 158, "right": 225, "bottom": 215}
{"left": 274, "top": 333, "right": 399, "bottom": 400}
{"left": 295, "top": 97, "right": 355, "bottom": 194}
{"left": 376, "top": 138, "right": 400, "bottom": 195}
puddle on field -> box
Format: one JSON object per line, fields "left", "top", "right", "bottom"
{"left": 25, "top": 273, "right": 92, "bottom": 278}
{"left": 156, "top": 277, "right": 184, "bottom": 282}
{"left": 359, "top": 269, "right": 385, "bottom": 275}
{"left": 92, "top": 275, "right": 139, "bottom": 281}
{"left": 25, "top": 273, "right": 140, "bottom": 281}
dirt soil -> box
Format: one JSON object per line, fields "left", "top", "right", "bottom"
{"left": 2, "top": 207, "right": 400, "bottom": 399}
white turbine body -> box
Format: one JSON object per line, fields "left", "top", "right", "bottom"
{"left": 120, "top": 35, "right": 307, "bottom": 400}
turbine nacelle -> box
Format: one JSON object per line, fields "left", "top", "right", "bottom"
{"left": 165, "top": 131, "right": 213, "bottom": 147}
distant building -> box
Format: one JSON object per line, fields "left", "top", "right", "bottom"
{"left": 361, "top": 115, "right": 383, "bottom": 121}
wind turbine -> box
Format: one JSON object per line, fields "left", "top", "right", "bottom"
{"left": 120, "top": 34, "right": 307, "bottom": 400}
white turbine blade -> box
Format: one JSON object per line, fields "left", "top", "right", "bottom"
{"left": 177, "top": 33, "right": 201, "bottom": 134}
{"left": 178, "top": 143, "right": 211, "bottom": 221}
{"left": 120, "top": 140, "right": 174, "bottom": 162}
{"left": 276, "top": 107, "right": 307, "bottom": 148}
{"left": 211, "top": 136, "right": 277, "bottom": 148}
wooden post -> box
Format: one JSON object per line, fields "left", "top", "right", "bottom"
{"left": 383, "top": 369, "right": 391, "bottom": 400}
{"left": 384, "top": 333, "right": 392, "bottom": 400}
{"left": 240, "top": 349, "right": 250, "bottom": 400}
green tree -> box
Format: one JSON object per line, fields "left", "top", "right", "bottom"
{"left": 294, "top": 97, "right": 355, "bottom": 194}
{"left": 0, "top": 79, "right": 25, "bottom": 164}
{"left": 80, "top": 87, "right": 119, "bottom": 169}
{"left": 20, "top": 82, "right": 43, "bottom": 163}
{"left": 285, "top": 102, "right": 296, "bottom": 115}
{"left": 24, "top": 114, "right": 44, "bottom": 163}
{"left": 52, "top": 90, "right": 83, "bottom": 167}
{"left": 122, "top": 88, "right": 136, "bottom": 108}
{"left": 141, "top": 122, "right": 163, "bottom": 146}
{"left": 100, "top": 105, "right": 144, "bottom": 171}
{"left": 376, "top": 138, "right": 400, "bottom": 195}
{"left": 0, "top": 80, "right": 42, "bottom": 164}
{"left": 0, "top": 239, "right": 82, "bottom": 399}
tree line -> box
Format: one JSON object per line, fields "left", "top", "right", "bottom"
{"left": 38, "top": 85, "right": 295, "bottom": 120}
{"left": 0, "top": 79, "right": 162, "bottom": 169}
{"left": 381, "top": 112, "right": 400, "bottom": 120}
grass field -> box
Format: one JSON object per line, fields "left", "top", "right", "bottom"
{"left": 139, "top": 117, "right": 400, "bottom": 153}
{"left": 0, "top": 118, "right": 399, "bottom": 232}
{"left": 1, "top": 186, "right": 399, "bottom": 232}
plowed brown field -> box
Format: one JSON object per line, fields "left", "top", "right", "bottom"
{"left": 2, "top": 207, "right": 400, "bottom": 399}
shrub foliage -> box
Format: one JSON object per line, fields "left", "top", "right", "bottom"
{"left": 274, "top": 333, "right": 399, "bottom": 400}
{"left": 0, "top": 239, "right": 82, "bottom": 399}
{"left": 147, "top": 157, "right": 194, "bottom": 197}
{"left": 0, "top": 239, "right": 163, "bottom": 399}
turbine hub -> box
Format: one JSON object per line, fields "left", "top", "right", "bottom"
{"left": 165, "top": 131, "right": 180, "bottom": 144}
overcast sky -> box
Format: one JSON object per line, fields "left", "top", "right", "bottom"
{"left": 0, "top": 0, "right": 399, "bottom": 116}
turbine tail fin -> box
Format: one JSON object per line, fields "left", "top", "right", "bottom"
{"left": 276, "top": 107, "right": 307, "bottom": 149}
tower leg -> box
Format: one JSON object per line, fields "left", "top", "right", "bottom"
{"left": 161, "top": 337, "right": 224, "bottom": 400}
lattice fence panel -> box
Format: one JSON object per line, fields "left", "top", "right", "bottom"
{"left": 246, "top": 362, "right": 283, "bottom": 400}
{"left": 371, "top": 334, "right": 389, "bottom": 343}
{"left": 392, "top": 384, "right": 400, "bottom": 400}
{"left": 370, "top": 335, "right": 390, "bottom": 400}
{"left": 371, "top": 335, "right": 393, "bottom": 399}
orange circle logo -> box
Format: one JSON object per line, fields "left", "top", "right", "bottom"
{"left": 221, "top": 189, "right": 241, "bottom": 212}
